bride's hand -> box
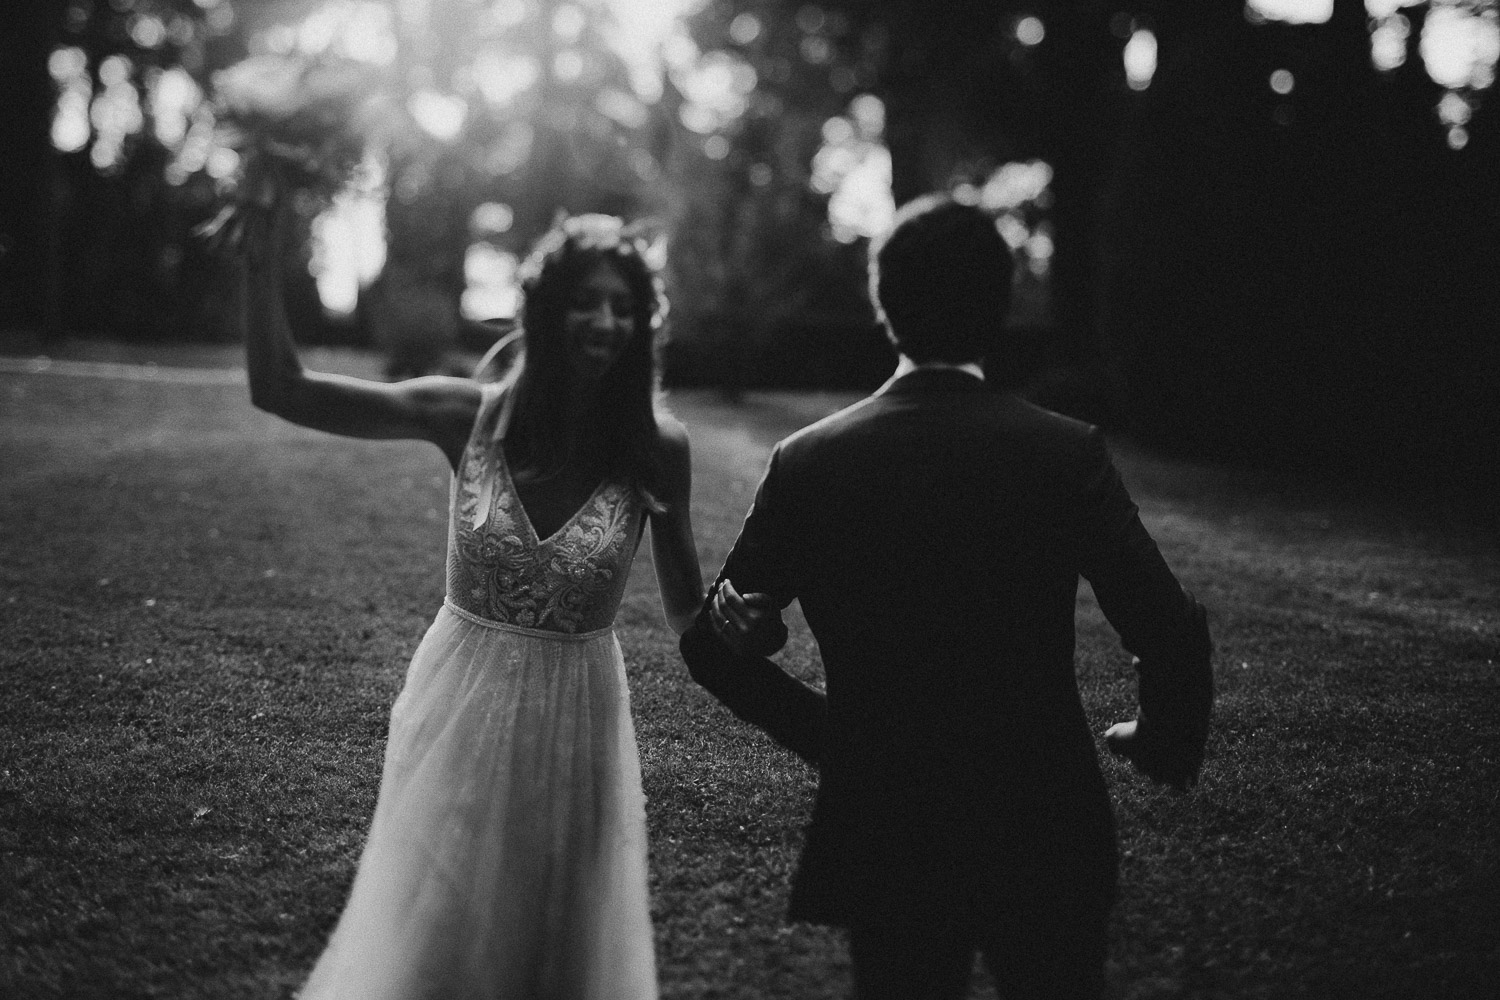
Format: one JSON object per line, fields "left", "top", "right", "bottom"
{"left": 200, "top": 155, "right": 289, "bottom": 260}
{"left": 241, "top": 189, "right": 294, "bottom": 271}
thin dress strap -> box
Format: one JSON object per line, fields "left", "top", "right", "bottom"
{"left": 493, "top": 380, "right": 517, "bottom": 443}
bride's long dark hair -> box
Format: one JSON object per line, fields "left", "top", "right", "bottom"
{"left": 501, "top": 214, "right": 668, "bottom": 510}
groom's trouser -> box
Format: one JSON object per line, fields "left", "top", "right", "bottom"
{"left": 846, "top": 891, "right": 1110, "bottom": 1000}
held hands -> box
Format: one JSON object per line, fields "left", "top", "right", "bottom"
{"left": 709, "top": 579, "right": 788, "bottom": 658}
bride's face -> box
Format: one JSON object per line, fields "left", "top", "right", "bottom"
{"left": 564, "top": 259, "right": 637, "bottom": 379}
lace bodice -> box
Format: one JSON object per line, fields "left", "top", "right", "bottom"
{"left": 445, "top": 387, "right": 645, "bottom": 635}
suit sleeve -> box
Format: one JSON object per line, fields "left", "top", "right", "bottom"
{"left": 679, "top": 445, "right": 827, "bottom": 765}
{"left": 1075, "top": 429, "right": 1214, "bottom": 787}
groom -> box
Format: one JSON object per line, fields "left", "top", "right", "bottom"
{"left": 680, "top": 194, "right": 1213, "bottom": 999}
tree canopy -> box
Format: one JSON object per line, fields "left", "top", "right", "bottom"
{"left": 2, "top": 0, "right": 1495, "bottom": 492}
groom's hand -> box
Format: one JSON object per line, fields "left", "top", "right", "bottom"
{"left": 710, "top": 579, "right": 787, "bottom": 657}
{"left": 1104, "top": 718, "right": 1199, "bottom": 792}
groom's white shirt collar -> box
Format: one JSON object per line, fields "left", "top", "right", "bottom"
{"left": 894, "top": 355, "right": 985, "bottom": 381}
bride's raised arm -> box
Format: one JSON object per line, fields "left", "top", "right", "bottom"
{"left": 234, "top": 199, "right": 481, "bottom": 469}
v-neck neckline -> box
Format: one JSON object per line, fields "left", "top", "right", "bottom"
{"left": 495, "top": 443, "right": 609, "bottom": 547}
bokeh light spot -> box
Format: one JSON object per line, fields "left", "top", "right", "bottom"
{"left": 462, "top": 244, "right": 520, "bottom": 321}
{"left": 312, "top": 183, "right": 387, "bottom": 316}
{"left": 850, "top": 93, "right": 885, "bottom": 138}
{"left": 205, "top": 146, "right": 239, "bottom": 180}
{"left": 979, "top": 159, "right": 1053, "bottom": 212}
{"left": 473, "top": 53, "right": 539, "bottom": 107}
{"left": 409, "top": 90, "right": 467, "bottom": 141}
{"left": 99, "top": 54, "right": 133, "bottom": 88}
{"left": 729, "top": 13, "right": 762, "bottom": 46}
{"left": 1438, "top": 91, "right": 1472, "bottom": 125}
{"left": 1246, "top": 0, "right": 1332, "bottom": 24}
{"left": 1420, "top": 6, "right": 1500, "bottom": 91}
{"left": 996, "top": 213, "right": 1029, "bottom": 250}
{"left": 207, "top": 4, "right": 235, "bottom": 34}
{"left": 1124, "top": 29, "right": 1157, "bottom": 91}
{"left": 471, "top": 202, "right": 515, "bottom": 235}
{"left": 1026, "top": 228, "right": 1054, "bottom": 260}
{"left": 1015, "top": 16, "right": 1045, "bottom": 47}
{"left": 49, "top": 46, "right": 94, "bottom": 155}
{"left": 52, "top": 92, "right": 92, "bottom": 153}
{"left": 487, "top": 0, "right": 528, "bottom": 31}
{"left": 673, "top": 48, "right": 754, "bottom": 131}
{"left": 49, "top": 46, "right": 87, "bottom": 81}
{"left": 801, "top": 35, "right": 832, "bottom": 64}
{"left": 812, "top": 95, "right": 893, "bottom": 242}
{"left": 821, "top": 116, "right": 855, "bottom": 145}
{"left": 606, "top": 0, "right": 702, "bottom": 101}
{"left": 1371, "top": 15, "right": 1411, "bottom": 72}
{"left": 128, "top": 13, "right": 167, "bottom": 48}
{"left": 596, "top": 88, "right": 648, "bottom": 128}
{"left": 796, "top": 5, "right": 828, "bottom": 35}
{"left": 148, "top": 67, "right": 202, "bottom": 148}
{"left": 553, "top": 4, "right": 586, "bottom": 41}
{"left": 679, "top": 103, "right": 718, "bottom": 134}
{"left": 827, "top": 145, "right": 893, "bottom": 243}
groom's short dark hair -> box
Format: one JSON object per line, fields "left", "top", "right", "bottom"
{"left": 869, "top": 194, "right": 1014, "bottom": 365}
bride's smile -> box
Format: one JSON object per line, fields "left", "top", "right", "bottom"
{"left": 566, "top": 260, "right": 637, "bottom": 376}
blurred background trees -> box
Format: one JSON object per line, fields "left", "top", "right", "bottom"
{"left": 1, "top": 0, "right": 1495, "bottom": 504}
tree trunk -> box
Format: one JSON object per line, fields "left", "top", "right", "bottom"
{"left": 0, "top": 1, "right": 65, "bottom": 339}
{"left": 1038, "top": 1, "right": 1117, "bottom": 372}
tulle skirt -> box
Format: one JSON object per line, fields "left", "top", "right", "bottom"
{"left": 298, "top": 604, "right": 657, "bottom": 1000}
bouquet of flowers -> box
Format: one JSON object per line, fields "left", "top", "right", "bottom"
{"left": 196, "top": 52, "right": 391, "bottom": 251}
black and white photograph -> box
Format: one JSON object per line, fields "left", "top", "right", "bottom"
{"left": 2, "top": 1, "right": 1496, "bottom": 998}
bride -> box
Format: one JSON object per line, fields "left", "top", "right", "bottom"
{"left": 232, "top": 200, "right": 704, "bottom": 999}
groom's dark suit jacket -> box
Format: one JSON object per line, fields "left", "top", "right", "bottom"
{"left": 682, "top": 368, "right": 1212, "bottom": 927}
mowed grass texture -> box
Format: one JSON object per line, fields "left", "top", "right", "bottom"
{"left": 2, "top": 355, "right": 1497, "bottom": 999}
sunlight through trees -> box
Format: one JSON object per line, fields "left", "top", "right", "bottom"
{"left": 2, "top": 0, "right": 1492, "bottom": 487}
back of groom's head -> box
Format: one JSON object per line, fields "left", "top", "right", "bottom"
{"left": 869, "top": 194, "right": 1014, "bottom": 365}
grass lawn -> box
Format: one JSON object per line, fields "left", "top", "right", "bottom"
{"left": 2, "top": 346, "right": 1497, "bottom": 999}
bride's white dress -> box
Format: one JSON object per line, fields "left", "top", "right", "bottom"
{"left": 299, "top": 385, "right": 655, "bottom": 1000}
